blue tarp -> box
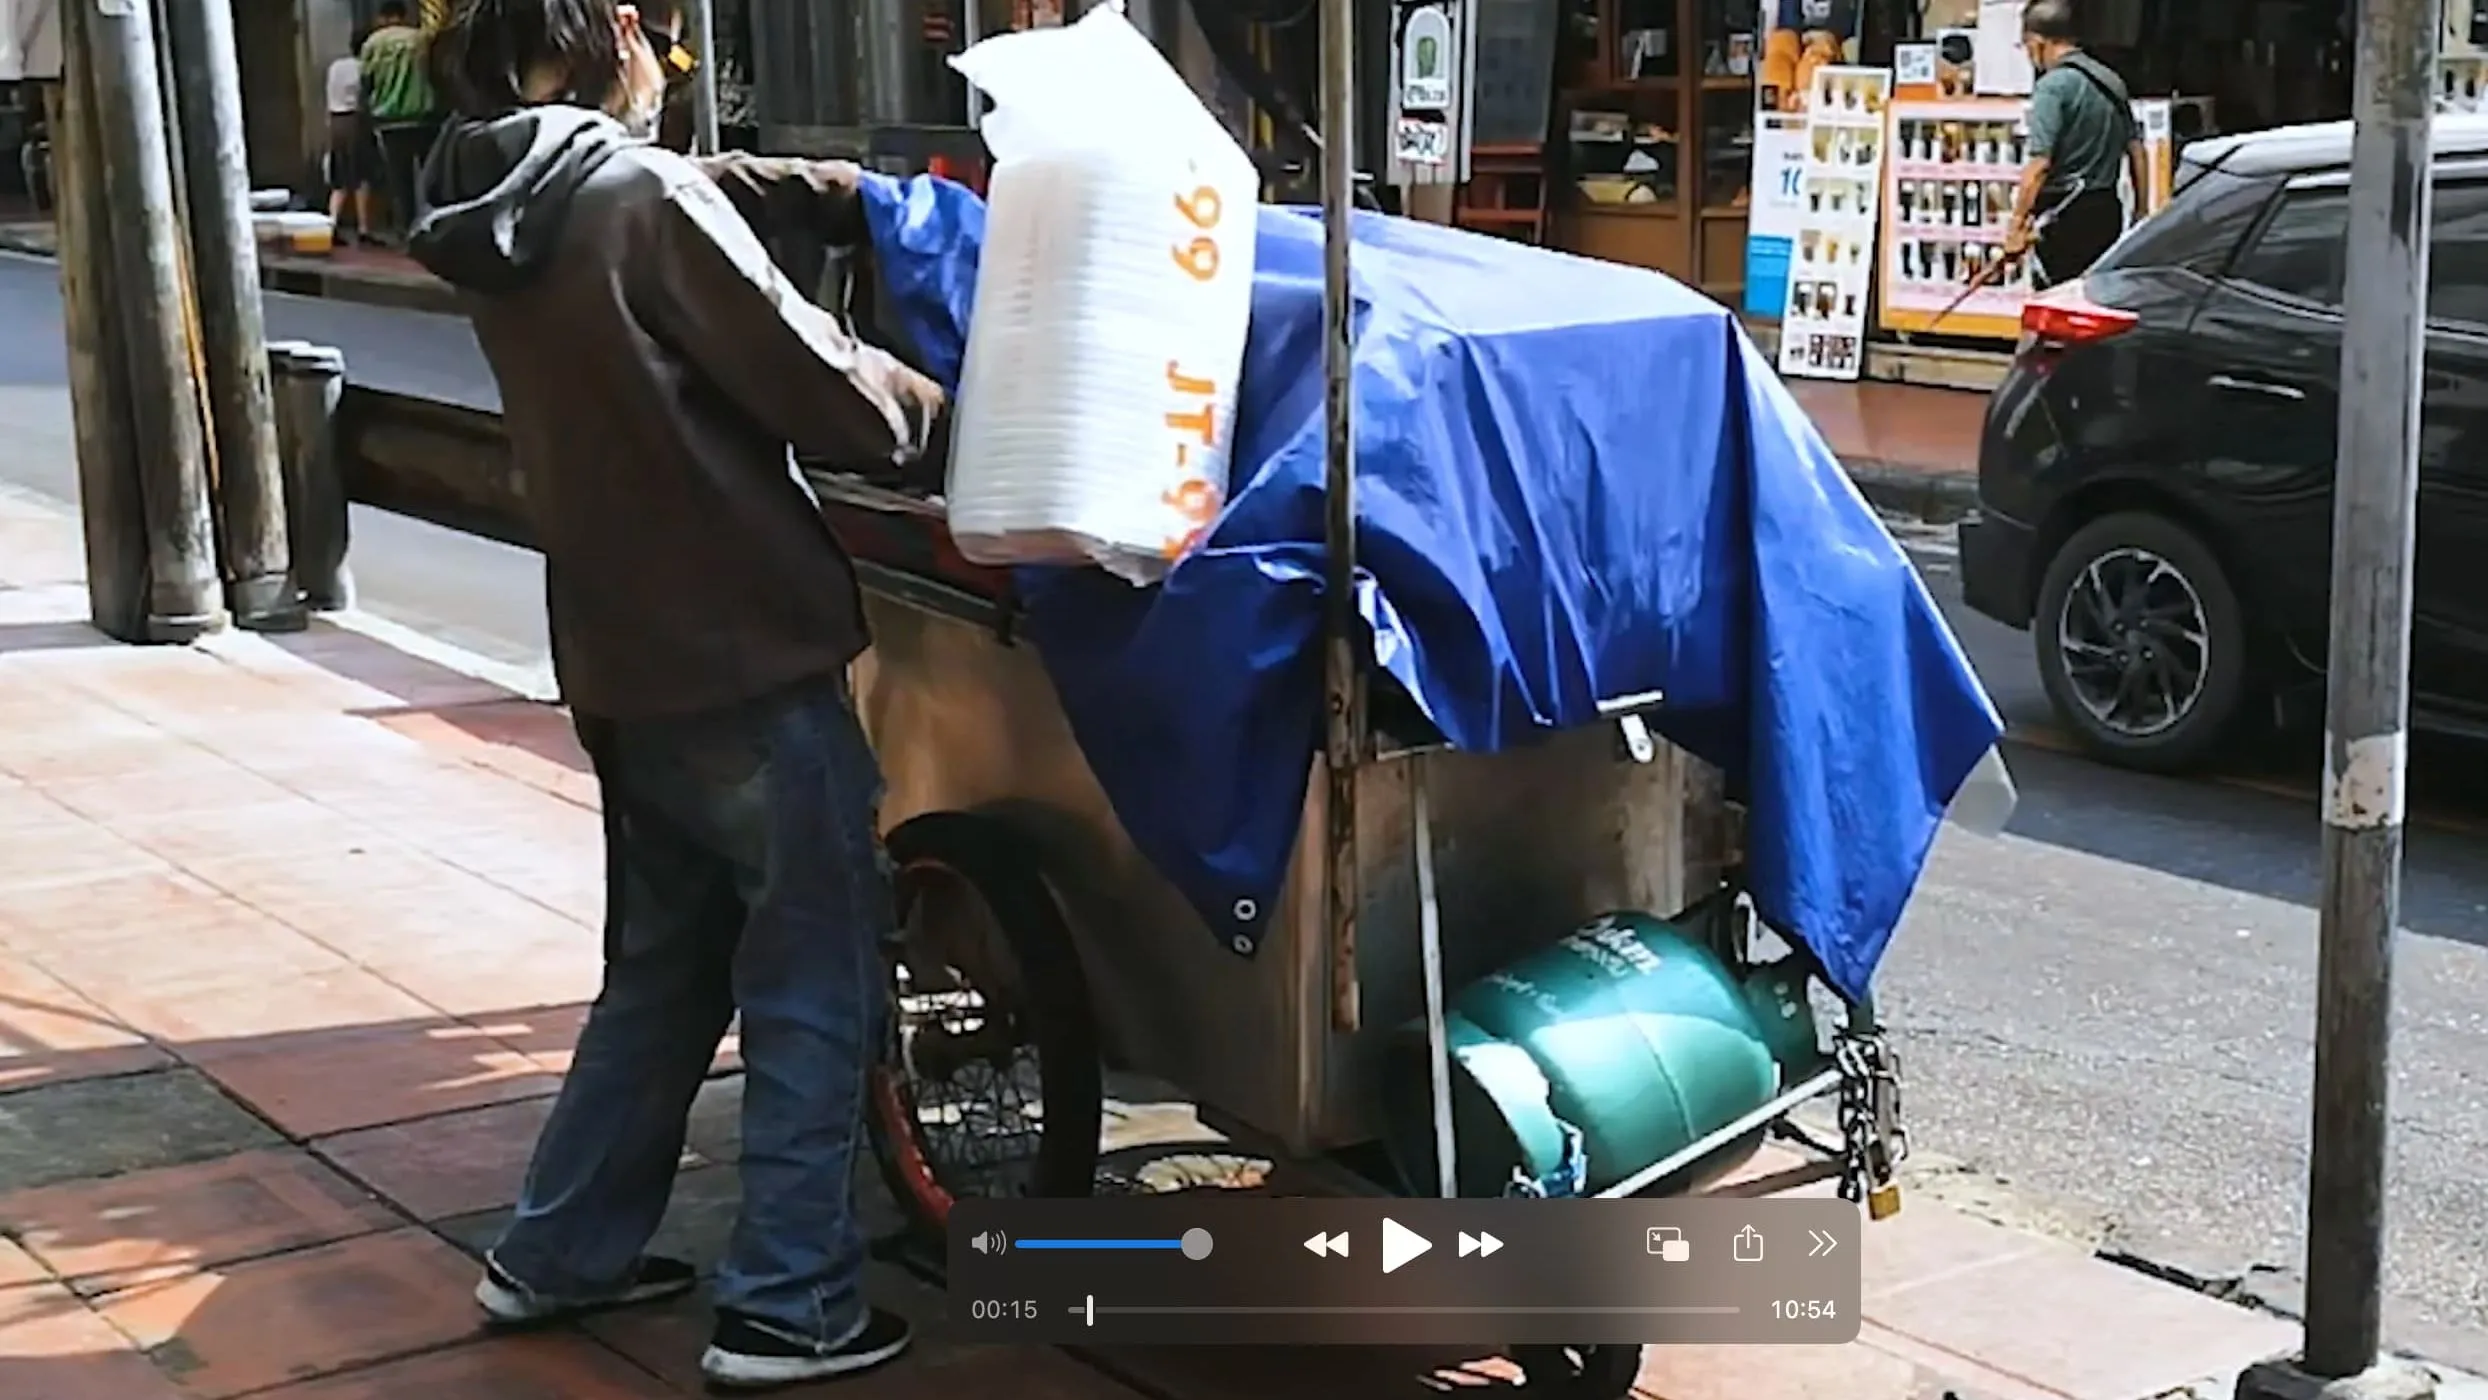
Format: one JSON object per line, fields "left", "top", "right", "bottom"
{"left": 856, "top": 174, "right": 2002, "bottom": 1001}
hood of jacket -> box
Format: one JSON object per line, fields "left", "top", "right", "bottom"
{"left": 409, "top": 107, "right": 637, "bottom": 296}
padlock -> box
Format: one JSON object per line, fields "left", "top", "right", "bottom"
{"left": 1867, "top": 1183, "right": 1902, "bottom": 1220}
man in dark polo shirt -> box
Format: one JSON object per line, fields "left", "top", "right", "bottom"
{"left": 2003, "top": 0, "right": 2146, "bottom": 287}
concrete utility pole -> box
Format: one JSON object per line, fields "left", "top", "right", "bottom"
{"left": 2237, "top": 0, "right": 2437, "bottom": 1395}
{"left": 51, "top": 0, "right": 149, "bottom": 641}
{"left": 79, "top": 0, "right": 225, "bottom": 641}
{"left": 163, "top": 0, "right": 305, "bottom": 632}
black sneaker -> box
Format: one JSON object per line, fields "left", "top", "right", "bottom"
{"left": 700, "top": 1307, "right": 913, "bottom": 1390}
{"left": 473, "top": 1253, "right": 698, "bottom": 1328}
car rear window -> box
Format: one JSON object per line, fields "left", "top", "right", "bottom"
{"left": 2093, "top": 165, "right": 2277, "bottom": 278}
{"left": 2228, "top": 186, "right": 2349, "bottom": 304}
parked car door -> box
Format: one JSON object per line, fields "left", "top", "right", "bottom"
{"left": 2183, "top": 178, "right": 2349, "bottom": 660}
{"left": 2414, "top": 174, "right": 2488, "bottom": 716}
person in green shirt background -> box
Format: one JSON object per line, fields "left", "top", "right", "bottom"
{"left": 2003, "top": 0, "right": 2147, "bottom": 288}
{"left": 361, "top": 0, "right": 442, "bottom": 243}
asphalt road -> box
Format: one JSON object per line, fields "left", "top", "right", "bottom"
{"left": 2, "top": 249, "right": 2484, "bottom": 1359}
{"left": 0, "top": 250, "right": 543, "bottom": 669}
{"left": 1886, "top": 518, "right": 2488, "bottom": 1364}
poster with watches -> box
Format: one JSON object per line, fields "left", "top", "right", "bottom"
{"left": 1777, "top": 65, "right": 1890, "bottom": 382}
{"left": 1876, "top": 95, "right": 2032, "bottom": 341}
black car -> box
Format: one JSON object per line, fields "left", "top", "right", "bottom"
{"left": 1959, "top": 114, "right": 2488, "bottom": 771}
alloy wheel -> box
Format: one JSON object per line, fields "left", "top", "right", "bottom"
{"left": 2054, "top": 546, "right": 2212, "bottom": 739}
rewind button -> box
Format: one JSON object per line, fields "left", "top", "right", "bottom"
{"left": 1303, "top": 1231, "right": 1349, "bottom": 1259}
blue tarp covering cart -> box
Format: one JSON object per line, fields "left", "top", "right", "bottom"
{"left": 854, "top": 174, "right": 2004, "bottom": 1005}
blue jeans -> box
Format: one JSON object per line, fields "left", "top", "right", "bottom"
{"left": 492, "top": 676, "right": 891, "bottom": 1344}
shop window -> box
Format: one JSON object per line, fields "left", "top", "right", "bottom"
{"left": 2229, "top": 188, "right": 2347, "bottom": 306}
{"left": 2428, "top": 182, "right": 2488, "bottom": 332}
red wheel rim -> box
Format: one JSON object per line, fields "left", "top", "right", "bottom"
{"left": 869, "top": 1066, "right": 955, "bottom": 1228}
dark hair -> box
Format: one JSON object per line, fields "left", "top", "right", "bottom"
{"left": 376, "top": 0, "right": 410, "bottom": 20}
{"left": 428, "top": 0, "right": 679, "bottom": 116}
{"left": 2021, "top": 0, "right": 2079, "bottom": 42}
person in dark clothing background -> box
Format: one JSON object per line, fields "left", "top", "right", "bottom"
{"left": 408, "top": 0, "right": 945, "bottom": 1389}
{"left": 2004, "top": 0, "right": 2147, "bottom": 287}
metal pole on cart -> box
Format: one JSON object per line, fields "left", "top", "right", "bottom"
{"left": 1326, "top": 0, "right": 1460, "bottom": 1198}
{"left": 2238, "top": 0, "right": 2436, "bottom": 1395}
{"left": 1318, "top": 0, "right": 1369, "bottom": 1040}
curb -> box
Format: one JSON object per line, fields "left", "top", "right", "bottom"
{"left": 1, "top": 226, "right": 463, "bottom": 318}
{"left": 2095, "top": 1247, "right": 2488, "bottom": 1383}
{"left": 260, "top": 259, "right": 464, "bottom": 317}
{"left": 1846, "top": 456, "right": 1980, "bottom": 523}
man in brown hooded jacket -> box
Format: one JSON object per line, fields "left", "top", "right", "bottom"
{"left": 409, "top": 1, "right": 940, "bottom": 1389}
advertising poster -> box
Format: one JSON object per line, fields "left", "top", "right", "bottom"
{"left": 1876, "top": 97, "right": 2032, "bottom": 342}
{"left": 1778, "top": 66, "right": 1891, "bottom": 382}
{"left": 1741, "top": 112, "right": 1811, "bottom": 318}
{"left": 1757, "top": 0, "right": 1863, "bottom": 114}
{"left": 1748, "top": 0, "right": 1864, "bottom": 316}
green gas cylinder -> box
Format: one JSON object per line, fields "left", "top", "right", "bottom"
{"left": 1382, "top": 911, "right": 1814, "bottom": 1198}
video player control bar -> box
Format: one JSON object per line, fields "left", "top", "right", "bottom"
{"left": 948, "top": 1198, "right": 1861, "bottom": 1345}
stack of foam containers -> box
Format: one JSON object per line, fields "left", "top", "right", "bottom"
{"left": 943, "top": 5, "right": 1261, "bottom": 585}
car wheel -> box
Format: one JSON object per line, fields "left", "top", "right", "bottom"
{"left": 2033, "top": 511, "right": 2250, "bottom": 773}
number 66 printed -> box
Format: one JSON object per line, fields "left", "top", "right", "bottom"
{"left": 1171, "top": 185, "right": 1224, "bottom": 281}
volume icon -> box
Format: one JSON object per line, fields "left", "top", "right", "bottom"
{"left": 970, "top": 1230, "right": 1007, "bottom": 1255}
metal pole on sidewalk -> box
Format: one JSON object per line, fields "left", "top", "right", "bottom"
{"left": 2241, "top": 0, "right": 2437, "bottom": 1395}
{"left": 164, "top": 0, "right": 306, "bottom": 632}
{"left": 687, "top": 0, "right": 721, "bottom": 153}
{"left": 82, "top": 0, "right": 225, "bottom": 641}
{"left": 51, "top": 4, "right": 149, "bottom": 641}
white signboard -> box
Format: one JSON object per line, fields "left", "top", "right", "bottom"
{"left": 1740, "top": 112, "right": 1811, "bottom": 319}
{"left": 1400, "top": 7, "right": 1455, "bottom": 110}
{"left": 1778, "top": 66, "right": 1891, "bottom": 382}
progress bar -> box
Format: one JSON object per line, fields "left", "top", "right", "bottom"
{"left": 1070, "top": 1304, "right": 1740, "bottom": 1319}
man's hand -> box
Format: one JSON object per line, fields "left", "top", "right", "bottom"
{"left": 2002, "top": 222, "right": 2034, "bottom": 257}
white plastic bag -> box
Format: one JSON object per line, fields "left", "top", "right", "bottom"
{"left": 943, "top": 5, "right": 1260, "bottom": 584}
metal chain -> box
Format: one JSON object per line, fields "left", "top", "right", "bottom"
{"left": 1834, "top": 1028, "right": 1908, "bottom": 1203}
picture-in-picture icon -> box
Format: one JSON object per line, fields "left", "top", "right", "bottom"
{"left": 1646, "top": 1226, "right": 1691, "bottom": 1263}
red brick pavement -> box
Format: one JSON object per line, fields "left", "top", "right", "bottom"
{"left": 0, "top": 483, "right": 2294, "bottom": 1399}
{"left": 1784, "top": 379, "right": 1986, "bottom": 484}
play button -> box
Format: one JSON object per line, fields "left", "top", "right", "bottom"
{"left": 1380, "top": 1218, "right": 1432, "bottom": 1274}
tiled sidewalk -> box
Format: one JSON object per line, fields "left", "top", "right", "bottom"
{"left": 0, "top": 481, "right": 2343, "bottom": 1400}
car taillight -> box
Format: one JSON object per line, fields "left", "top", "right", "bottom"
{"left": 2020, "top": 281, "right": 2140, "bottom": 346}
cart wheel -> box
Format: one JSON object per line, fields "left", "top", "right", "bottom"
{"left": 866, "top": 811, "right": 1103, "bottom": 1238}
{"left": 1509, "top": 1345, "right": 1643, "bottom": 1398}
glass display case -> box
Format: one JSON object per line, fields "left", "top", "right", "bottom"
{"left": 1549, "top": 0, "right": 1758, "bottom": 301}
